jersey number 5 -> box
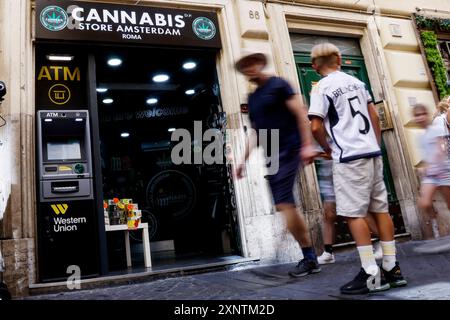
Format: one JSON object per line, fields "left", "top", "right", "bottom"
{"left": 348, "top": 96, "right": 370, "bottom": 134}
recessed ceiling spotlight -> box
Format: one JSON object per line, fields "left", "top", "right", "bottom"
{"left": 107, "top": 58, "right": 122, "bottom": 67}
{"left": 153, "top": 74, "right": 170, "bottom": 83}
{"left": 96, "top": 88, "right": 108, "bottom": 93}
{"left": 185, "top": 89, "right": 195, "bottom": 95}
{"left": 183, "top": 62, "right": 197, "bottom": 70}
{"left": 146, "top": 98, "right": 158, "bottom": 105}
{"left": 121, "top": 132, "right": 130, "bottom": 138}
{"left": 103, "top": 98, "right": 114, "bottom": 104}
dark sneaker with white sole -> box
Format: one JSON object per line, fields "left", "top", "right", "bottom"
{"left": 382, "top": 262, "right": 407, "bottom": 287}
{"left": 288, "top": 258, "right": 321, "bottom": 277}
{"left": 340, "top": 267, "right": 390, "bottom": 295}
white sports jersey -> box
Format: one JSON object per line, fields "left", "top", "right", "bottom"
{"left": 308, "top": 71, "right": 381, "bottom": 163}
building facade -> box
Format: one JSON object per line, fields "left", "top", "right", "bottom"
{"left": 0, "top": 0, "right": 449, "bottom": 297}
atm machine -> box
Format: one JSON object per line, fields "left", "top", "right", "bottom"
{"left": 36, "top": 110, "right": 99, "bottom": 282}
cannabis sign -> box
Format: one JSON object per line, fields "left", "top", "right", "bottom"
{"left": 192, "top": 17, "right": 216, "bottom": 40}
{"left": 35, "top": 0, "right": 221, "bottom": 48}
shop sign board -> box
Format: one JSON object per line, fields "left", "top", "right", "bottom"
{"left": 36, "top": 53, "right": 87, "bottom": 110}
{"left": 36, "top": 0, "right": 221, "bottom": 48}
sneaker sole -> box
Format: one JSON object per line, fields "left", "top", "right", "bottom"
{"left": 341, "top": 283, "right": 390, "bottom": 295}
{"left": 318, "top": 260, "right": 335, "bottom": 265}
{"left": 389, "top": 280, "right": 407, "bottom": 288}
{"left": 369, "top": 283, "right": 391, "bottom": 293}
{"left": 288, "top": 268, "right": 321, "bottom": 278}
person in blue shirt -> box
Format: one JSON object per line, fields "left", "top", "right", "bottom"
{"left": 234, "top": 50, "right": 320, "bottom": 277}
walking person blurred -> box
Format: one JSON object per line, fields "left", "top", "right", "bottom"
{"left": 413, "top": 103, "right": 450, "bottom": 238}
{"left": 234, "top": 50, "right": 321, "bottom": 277}
{"left": 308, "top": 43, "right": 407, "bottom": 294}
{"left": 315, "top": 156, "right": 338, "bottom": 264}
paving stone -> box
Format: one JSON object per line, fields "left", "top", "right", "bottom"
{"left": 23, "top": 240, "right": 450, "bottom": 300}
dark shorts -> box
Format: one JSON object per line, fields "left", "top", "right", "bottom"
{"left": 267, "top": 148, "right": 300, "bottom": 205}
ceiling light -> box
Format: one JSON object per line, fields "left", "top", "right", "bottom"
{"left": 46, "top": 55, "right": 74, "bottom": 61}
{"left": 153, "top": 74, "right": 169, "bottom": 83}
{"left": 121, "top": 132, "right": 130, "bottom": 138}
{"left": 168, "top": 128, "right": 176, "bottom": 132}
{"left": 96, "top": 88, "right": 108, "bottom": 93}
{"left": 183, "top": 62, "right": 197, "bottom": 70}
{"left": 75, "top": 118, "right": 83, "bottom": 122}
{"left": 107, "top": 58, "right": 122, "bottom": 67}
{"left": 103, "top": 98, "right": 114, "bottom": 104}
{"left": 185, "top": 89, "right": 195, "bottom": 95}
{"left": 146, "top": 98, "right": 158, "bottom": 105}
{"left": 44, "top": 119, "right": 53, "bottom": 122}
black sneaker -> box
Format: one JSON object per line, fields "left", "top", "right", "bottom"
{"left": 288, "top": 258, "right": 321, "bottom": 277}
{"left": 340, "top": 267, "right": 390, "bottom": 295}
{"left": 382, "top": 262, "right": 407, "bottom": 287}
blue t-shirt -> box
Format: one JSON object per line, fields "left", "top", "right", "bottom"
{"left": 248, "top": 77, "right": 300, "bottom": 150}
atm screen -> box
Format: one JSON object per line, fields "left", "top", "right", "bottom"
{"left": 47, "top": 139, "right": 82, "bottom": 161}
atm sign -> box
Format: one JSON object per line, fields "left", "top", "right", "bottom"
{"left": 38, "top": 66, "right": 81, "bottom": 81}
{"left": 46, "top": 112, "right": 60, "bottom": 117}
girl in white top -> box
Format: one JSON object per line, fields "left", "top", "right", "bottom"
{"left": 414, "top": 103, "right": 450, "bottom": 235}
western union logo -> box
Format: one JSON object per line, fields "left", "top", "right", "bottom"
{"left": 51, "top": 204, "right": 68, "bottom": 215}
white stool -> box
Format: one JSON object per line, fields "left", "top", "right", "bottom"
{"left": 105, "top": 223, "right": 152, "bottom": 268}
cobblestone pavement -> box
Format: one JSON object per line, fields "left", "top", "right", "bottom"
{"left": 24, "top": 238, "right": 450, "bottom": 300}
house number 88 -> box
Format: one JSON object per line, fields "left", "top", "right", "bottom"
{"left": 249, "top": 10, "right": 260, "bottom": 20}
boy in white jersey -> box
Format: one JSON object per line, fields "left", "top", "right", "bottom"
{"left": 308, "top": 43, "right": 407, "bottom": 294}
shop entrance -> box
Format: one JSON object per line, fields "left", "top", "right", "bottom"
{"left": 290, "top": 34, "right": 407, "bottom": 244}
{"left": 35, "top": 43, "right": 242, "bottom": 278}
{"left": 33, "top": 0, "right": 244, "bottom": 282}
{"left": 93, "top": 46, "right": 241, "bottom": 270}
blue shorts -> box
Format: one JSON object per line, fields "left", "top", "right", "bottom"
{"left": 316, "top": 159, "right": 336, "bottom": 202}
{"left": 267, "top": 148, "right": 300, "bottom": 205}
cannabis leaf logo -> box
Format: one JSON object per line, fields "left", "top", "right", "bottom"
{"left": 192, "top": 17, "right": 216, "bottom": 40}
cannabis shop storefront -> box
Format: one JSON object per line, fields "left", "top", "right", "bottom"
{"left": 35, "top": 0, "right": 243, "bottom": 283}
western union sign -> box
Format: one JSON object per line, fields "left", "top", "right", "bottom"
{"left": 51, "top": 203, "right": 69, "bottom": 215}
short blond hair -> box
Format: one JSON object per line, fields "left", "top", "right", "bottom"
{"left": 311, "top": 43, "right": 341, "bottom": 68}
{"left": 432, "top": 96, "right": 450, "bottom": 119}
{"left": 436, "top": 101, "right": 449, "bottom": 114}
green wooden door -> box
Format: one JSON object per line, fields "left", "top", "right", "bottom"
{"left": 295, "top": 54, "right": 406, "bottom": 239}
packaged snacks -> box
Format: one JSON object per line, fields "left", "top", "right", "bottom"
{"left": 103, "top": 201, "right": 110, "bottom": 226}
{"left": 105, "top": 198, "right": 140, "bottom": 226}
{"left": 127, "top": 209, "right": 142, "bottom": 229}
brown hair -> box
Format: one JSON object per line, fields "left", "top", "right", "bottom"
{"left": 311, "top": 43, "right": 341, "bottom": 68}
{"left": 412, "top": 103, "right": 428, "bottom": 115}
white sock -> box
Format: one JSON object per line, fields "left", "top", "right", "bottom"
{"left": 380, "top": 240, "right": 396, "bottom": 271}
{"left": 357, "top": 245, "right": 378, "bottom": 275}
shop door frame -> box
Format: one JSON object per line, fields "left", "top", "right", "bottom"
{"left": 87, "top": 53, "right": 109, "bottom": 275}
